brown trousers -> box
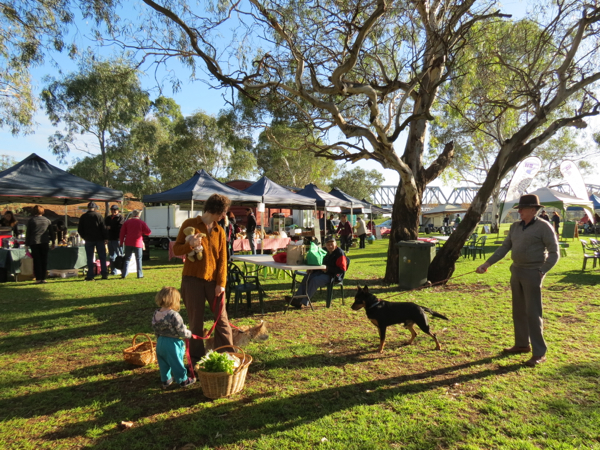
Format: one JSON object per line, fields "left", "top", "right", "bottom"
{"left": 181, "top": 276, "right": 233, "bottom": 362}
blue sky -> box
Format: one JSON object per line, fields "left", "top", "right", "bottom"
{"left": 2, "top": 0, "right": 595, "bottom": 194}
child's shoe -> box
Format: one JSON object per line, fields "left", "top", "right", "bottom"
{"left": 161, "top": 377, "right": 173, "bottom": 390}
{"left": 180, "top": 377, "right": 196, "bottom": 388}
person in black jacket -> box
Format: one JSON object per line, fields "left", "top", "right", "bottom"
{"left": 245, "top": 208, "right": 257, "bottom": 255}
{"left": 105, "top": 204, "right": 125, "bottom": 274}
{"left": 25, "top": 206, "right": 55, "bottom": 284}
{"left": 78, "top": 202, "right": 108, "bottom": 281}
{"left": 286, "top": 235, "right": 348, "bottom": 308}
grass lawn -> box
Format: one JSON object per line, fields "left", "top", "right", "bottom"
{"left": 1, "top": 232, "right": 600, "bottom": 449}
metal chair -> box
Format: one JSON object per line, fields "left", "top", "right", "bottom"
{"left": 579, "top": 239, "right": 600, "bottom": 271}
{"left": 226, "top": 262, "right": 265, "bottom": 316}
{"left": 325, "top": 257, "right": 350, "bottom": 308}
{"left": 463, "top": 234, "right": 478, "bottom": 258}
{"left": 471, "top": 236, "right": 488, "bottom": 260}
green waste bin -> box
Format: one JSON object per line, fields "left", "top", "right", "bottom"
{"left": 396, "top": 240, "right": 436, "bottom": 290}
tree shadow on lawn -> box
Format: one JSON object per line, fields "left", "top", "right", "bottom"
{"left": 1, "top": 354, "right": 521, "bottom": 448}
{"left": 553, "top": 270, "right": 600, "bottom": 287}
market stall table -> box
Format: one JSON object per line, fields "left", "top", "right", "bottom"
{"left": 230, "top": 254, "right": 326, "bottom": 311}
{"left": 168, "top": 238, "right": 291, "bottom": 261}
{"left": 0, "top": 246, "right": 88, "bottom": 281}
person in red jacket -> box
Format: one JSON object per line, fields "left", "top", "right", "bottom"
{"left": 119, "top": 210, "right": 151, "bottom": 279}
{"left": 336, "top": 214, "right": 353, "bottom": 252}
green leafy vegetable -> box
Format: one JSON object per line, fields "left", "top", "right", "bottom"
{"left": 197, "top": 350, "right": 235, "bottom": 374}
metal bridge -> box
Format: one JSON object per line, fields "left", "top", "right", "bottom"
{"left": 372, "top": 184, "right": 600, "bottom": 208}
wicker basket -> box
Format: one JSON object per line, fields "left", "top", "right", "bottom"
{"left": 196, "top": 345, "right": 252, "bottom": 399}
{"left": 123, "top": 333, "right": 157, "bottom": 366}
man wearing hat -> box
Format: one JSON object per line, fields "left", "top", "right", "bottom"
{"left": 78, "top": 202, "right": 108, "bottom": 281}
{"left": 105, "top": 205, "right": 125, "bottom": 274}
{"left": 285, "top": 235, "right": 348, "bottom": 309}
{"left": 476, "top": 194, "right": 559, "bottom": 367}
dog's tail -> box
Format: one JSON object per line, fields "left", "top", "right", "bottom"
{"left": 421, "top": 307, "right": 450, "bottom": 321}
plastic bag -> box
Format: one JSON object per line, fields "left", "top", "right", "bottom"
{"left": 306, "top": 242, "right": 327, "bottom": 266}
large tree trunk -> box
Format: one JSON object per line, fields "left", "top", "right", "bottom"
{"left": 428, "top": 164, "right": 504, "bottom": 283}
{"left": 383, "top": 182, "right": 422, "bottom": 283}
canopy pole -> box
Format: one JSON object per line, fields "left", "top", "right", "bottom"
{"left": 190, "top": 199, "right": 194, "bottom": 219}
{"left": 64, "top": 201, "right": 68, "bottom": 232}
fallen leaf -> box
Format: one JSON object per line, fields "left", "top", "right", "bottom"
{"left": 118, "top": 421, "right": 134, "bottom": 430}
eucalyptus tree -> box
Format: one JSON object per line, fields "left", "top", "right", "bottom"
{"left": 329, "top": 167, "right": 385, "bottom": 202}
{"left": 429, "top": 8, "right": 600, "bottom": 282}
{"left": 0, "top": 0, "right": 114, "bottom": 134}
{"left": 254, "top": 122, "right": 338, "bottom": 188}
{"left": 110, "top": 0, "right": 506, "bottom": 282}
{"left": 42, "top": 57, "right": 151, "bottom": 189}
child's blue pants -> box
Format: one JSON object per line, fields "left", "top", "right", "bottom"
{"left": 156, "top": 336, "right": 188, "bottom": 384}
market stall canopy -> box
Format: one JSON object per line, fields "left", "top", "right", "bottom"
{"left": 502, "top": 187, "right": 594, "bottom": 216}
{"left": 143, "top": 169, "right": 261, "bottom": 205}
{"left": 328, "top": 188, "right": 371, "bottom": 214}
{"left": 421, "top": 204, "right": 469, "bottom": 216}
{"left": 362, "top": 199, "right": 392, "bottom": 215}
{"left": 295, "top": 183, "right": 352, "bottom": 210}
{"left": 567, "top": 194, "right": 600, "bottom": 211}
{"left": 0, "top": 153, "right": 123, "bottom": 205}
{"left": 242, "top": 176, "right": 316, "bottom": 209}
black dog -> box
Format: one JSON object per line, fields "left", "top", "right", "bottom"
{"left": 351, "top": 286, "right": 449, "bottom": 353}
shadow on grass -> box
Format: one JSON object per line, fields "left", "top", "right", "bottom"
{"left": 0, "top": 353, "right": 522, "bottom": 449}
{"left": 552, "top": 270, "right": 600, "bottom": 287}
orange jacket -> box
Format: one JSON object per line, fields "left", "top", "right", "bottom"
{"left": 173, "top": 217, "right": 227, "bottom": 287}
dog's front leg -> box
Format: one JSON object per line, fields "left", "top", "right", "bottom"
{"left": 377, "top": 326, "right": 387, "bottom": 353}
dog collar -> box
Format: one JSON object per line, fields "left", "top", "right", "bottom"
{"left": 367, "top": 301, "right": 381, "bottom": 310}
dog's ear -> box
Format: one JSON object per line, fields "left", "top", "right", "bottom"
{"left": 357, "top": 286, "right": 362, "bottom": 293}
{"left": 363, "top": 285, "right": 369, "bottom": 293}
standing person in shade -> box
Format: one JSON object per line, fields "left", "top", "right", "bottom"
{"left": 25, "top": 206, "right": 55, "bottom": 284}
{"left": 454, "top": 214, "right": 461, "bottom": 226}
{"left": 337, "top": 214, "right": 353, "bottom": 252}
{"left": 105, "top": 205, "right": 125, "bottom": 274}
{"left": 245, "top": 208, "right": 257, "bottom": 255}
{"left": 218, "top": 212, "right": 235, "bottom": 260}
{"left": 356, "top": 215, "right": 367, "bottom": 249}
{"left": 443, "top": 214, "right": 450, "bottom": 227}
{"left": 476, "top": 194, "right": 559, "bottom": 367}
{"left": 119, "top": 210, "right": 152, "bottom": 279}
{"left": 173, "top": 194, "right": 233, "bottom": 363}
{"left": 78, "top": 202, "right": 108, "bottom": 281}
{"left": 551, "top": 211, "right": 561, "bottom": 235}
{"left": 539, "top": 210, "right": 550, "bottom": 222}
{"left": 326, "top": 214, "right": 336, "bottom": 235}
{"left": 52, "top": 220, "right": 68, "bottom": 245}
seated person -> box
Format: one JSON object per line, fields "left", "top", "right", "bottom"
{"left": 285, "top": 235, "right": 348, "bottom": 309}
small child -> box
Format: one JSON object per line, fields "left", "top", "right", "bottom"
{"left": 152, "top": 286, "right": 196, "bottom": 389}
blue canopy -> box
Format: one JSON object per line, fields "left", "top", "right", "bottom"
{"left": 0, "top": 153, "right": 123, "bottom": 205}
{"left": 566, "top": 194, "right": 600, "bottom": 211}
{"left": 243, "top": 176, "right": 316, "bottom": 209}
{"left": 143, "top": 169, "right": 261, "bottom": 205}
{"left": 295, "top": 184, "right": 352, "bottom": 209}
{"left": 329, "top": 188, "right": 372, "bottom": 214}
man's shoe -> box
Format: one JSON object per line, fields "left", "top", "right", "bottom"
{"left": 503, "top": 346, "right": 531, "bottom": 354}
{"left": 84, "top": 278, "right": 95, "bottom": 282}
{"left": 524, "top": 355, "right": 546, "bottom": 367}
{"left": 101, "top": 275, "right": 109, "bottom": 280}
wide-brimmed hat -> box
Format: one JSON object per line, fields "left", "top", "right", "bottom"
{"left": 513, "top": 194, "right": 544, "bottom": 209}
